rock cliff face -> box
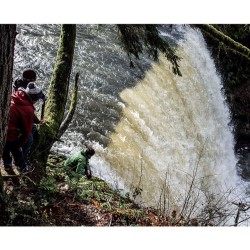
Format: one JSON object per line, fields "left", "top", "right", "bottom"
{"left": 231, "top": 80, "right": 250, "bottom": 146}
{"left": 201, "top": 24, "right": 250, "bottom": 148}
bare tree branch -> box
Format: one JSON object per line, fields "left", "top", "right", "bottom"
{"left": 57, "top": 72, "right": 79, "bottom": 139}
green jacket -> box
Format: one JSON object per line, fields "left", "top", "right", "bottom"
{"left": 64, "top": 150, "right": 90, "bottom": 175}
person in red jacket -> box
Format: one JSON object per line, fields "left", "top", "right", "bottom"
{"left": 2, "top": 82, "right": 45, "bottom": 174}
{"left": 12, "top": 69, "right": 47, "bottom": 168}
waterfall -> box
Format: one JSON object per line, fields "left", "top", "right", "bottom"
{"left": 90, "top": 26, "right": 238, "bottom": 216}
{"left": 14, "top": 24, "right": 241, "bottom": 221}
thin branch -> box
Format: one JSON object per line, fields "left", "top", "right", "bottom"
{"left": 195, "top": 24, "right": 250, "bottom": 61}
{"left": 180, "top": 138, "right": 207, "bottom": 216}
{"left": 22, "top": 175, "right": 37, "bottom": 186}
{"left": 57, "top": 72, "right": 79, "bottom": 138}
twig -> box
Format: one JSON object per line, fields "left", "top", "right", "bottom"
{"left": 180, "top": 138, "right": 207, "bottom": 216}
{"left": 233, "top": 202, "right": 250, "bottom": 226}
{"left": 109, "top": 214, "right": 113, "bottom": 226}
{"left": 22, "top": 175, "right": 37, "bottom": 186}
{"left": 236, "top": 215, "right": 250, "bottom": 226}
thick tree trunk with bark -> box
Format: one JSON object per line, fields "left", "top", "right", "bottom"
{"left": 0, "top": 25, "right": 16, "bottom": 158}
{"left": 31, "top": 24, "right": 76, "bottom": 182}
{"left": 0, "top": 25, "right": 16, "bottom": 190}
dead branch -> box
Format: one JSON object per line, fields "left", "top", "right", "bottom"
{"left": 57, "top": 72, "right": 79, "bottom": 139}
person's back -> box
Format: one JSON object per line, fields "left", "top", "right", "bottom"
{"left": 64, "top": 148, "right": 95, "bottom": 179}
{"left": 7, "top": 90, "right": 35, "bottom": 146}
{"left": 64, "top": 150, "right": 88, "bottom": 173}
{"left": 2, "top": 82, "right": 44, "bottom": 173}
{"left": 13, "top": 70, "right": 46, "bottom": 168}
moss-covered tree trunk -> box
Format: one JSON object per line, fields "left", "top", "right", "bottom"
{"left": 31, "top": 24, "right": 76, "bottom": 182}
{"left": 195, "top": 24, "right": 250, "bottom": 61}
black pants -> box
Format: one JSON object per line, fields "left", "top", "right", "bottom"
{"left": 23, "top": 124, "right": 37, "bottom": 163}
{"left": 2, "top": 140, "right": 25, "bottom": 170}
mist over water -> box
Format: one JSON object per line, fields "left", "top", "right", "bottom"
{"left": 14, "top": 24, "right": 244, "bottom": 218}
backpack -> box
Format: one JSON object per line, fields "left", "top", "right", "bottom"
{"left": 13, "top": 78, "right": 28, "bottom": 92}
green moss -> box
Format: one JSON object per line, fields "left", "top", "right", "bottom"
{"left": 31, "top": 25, "right": 76, "bottom": 182}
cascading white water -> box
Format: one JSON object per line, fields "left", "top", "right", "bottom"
{"left": 91, "top": 27, "right": 239, "bottom": 217}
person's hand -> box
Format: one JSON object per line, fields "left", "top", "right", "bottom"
{"left": 39, "top": 119, "right": 46, "bottom": 124}
{"left": 85, "top": 169, "right": 92, "bottom": 179}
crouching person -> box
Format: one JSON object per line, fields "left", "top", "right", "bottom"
{"left": 64, "top": 147, "right": 95, "bottom": 179}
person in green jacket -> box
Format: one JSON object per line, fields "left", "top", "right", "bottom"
{"left": 64, "top": 147, "right": 95, "bottom": 179}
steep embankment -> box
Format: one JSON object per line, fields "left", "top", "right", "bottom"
{"left": 0, "top": 152, "right": 211, "bottom": 226}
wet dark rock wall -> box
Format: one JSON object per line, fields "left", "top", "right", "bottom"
{"left": 200, "top": 24, "right": 250, "bottom": 149}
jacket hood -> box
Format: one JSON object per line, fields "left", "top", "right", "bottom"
{"left": 11, "top": 90, "right": 34, "bottom": 108}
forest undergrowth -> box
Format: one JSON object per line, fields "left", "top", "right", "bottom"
{"left": 0, "top": 152, "right": 248, "bottom": 226}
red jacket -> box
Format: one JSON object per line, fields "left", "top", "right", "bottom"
{"left": 7, "top": 90, "right": 35, "bottom": 146}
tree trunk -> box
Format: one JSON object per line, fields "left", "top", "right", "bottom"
{"left": 0, "top": 24, "right": 16, "bottom": 158}
{"left": 0, "top": 25, "right": 16, "bottom": 190}
{"left": 31, "top": 24, "right": 76, "bottom": 182}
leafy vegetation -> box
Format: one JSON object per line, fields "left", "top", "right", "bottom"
{"left": 117, "top": 25, "right": 182, "bottom": 75}
{"left": 0, "top": 153, "right": 220, "bottom": 226}
{"left": 1, "top": 152, "right": 249, "bottom": 226}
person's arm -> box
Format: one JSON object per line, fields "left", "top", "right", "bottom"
{"left": 85, "top": 168, "right": 92, "bottom": 179}
{"left": 76, "top": 158, "right": 92, "bottom": 179}
{"left": 34, "top": 114, "right": 40, "bottom": 124}
{"left": 75, "top": 157, "right": 87, "bottom": 175}
{"left": 84, "top": 159, "right": 92, "bottom": 179}
{"left": 19, "top": 107, "right": 34, "bottom": 146}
